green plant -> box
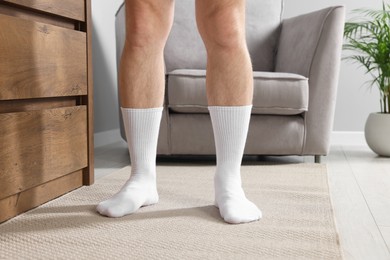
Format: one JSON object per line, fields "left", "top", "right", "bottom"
{"left": 343, "top": 2, "right": 390, "bottom": 113}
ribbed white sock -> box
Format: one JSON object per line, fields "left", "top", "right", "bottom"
{"left": 97, "top": 107, "right": 163, "bottom": 218}
{"left": 209, "top": 105, "right": 262, "bottom": 224}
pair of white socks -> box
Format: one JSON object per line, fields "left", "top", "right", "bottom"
{"left": 97, "top": 106, "right": 262, "bottom": 224}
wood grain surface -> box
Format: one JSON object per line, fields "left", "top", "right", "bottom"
{"left": 0, "top": 14, "right": 87, "bottom": 100}
{"left": 2, "top": 0, "right": 85, "bottom": 21}
{"left": 0, "top": 0, "right": 93, "bottom": 223}
{"left": 0, "top": 97, "right": 79, "bottom": 113}
{"left": 84, "top": 0, "right": 94, "bottom": 185}
{"left": 0, "top": 170, "right": 83, "bottom": 223}
{"left": 0, "top": 106, "right": 88, "bottom": 199}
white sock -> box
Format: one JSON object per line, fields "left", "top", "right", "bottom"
{"left": 97, "top": 107, "right": 162, "bottom": 218}
{"left": 209, "top": 105, "right": 262, "bottom": 224}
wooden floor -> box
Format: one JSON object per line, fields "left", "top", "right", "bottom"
{"left": 95, "top": 141, "right": 390, "bottom": 260}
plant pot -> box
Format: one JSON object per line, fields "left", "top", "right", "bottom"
{"left": 364, "top": 113, "right": 390, "bottom": 157}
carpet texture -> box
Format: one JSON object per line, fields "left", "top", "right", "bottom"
{"left": 0, "top": 163, "right": 342, "bottom": 259}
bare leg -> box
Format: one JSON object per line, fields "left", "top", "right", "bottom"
{"left": 196, "top": 0, "right": 261, "bottom": 224}
{"left": 195, "top": 0, "right": 253, "bottom": 106}
{"left": 97, "top": 0, "right": 174, "bottom": 218}
{"left": 119, "top": 0, "right": 174, "bottom": 108}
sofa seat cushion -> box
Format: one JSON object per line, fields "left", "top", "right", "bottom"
{"left": 167, "top": 69, "right": 309, "bottom": 115}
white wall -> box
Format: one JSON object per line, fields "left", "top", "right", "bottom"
{"left": 92, "top": 0, "right": 382, "bottom": 143}
{"left": 91, "top": 0, "right": 123, "bottom": 142}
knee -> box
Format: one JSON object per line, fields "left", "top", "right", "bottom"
{"left": 125, "top": 3, "right": 173, "bottom": 49}
{"left": 198, "top": 7, "right": 246, "bottom": 51}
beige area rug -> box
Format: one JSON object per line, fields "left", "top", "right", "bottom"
{"left": 0, "top": 163, "right": 342, "bottom": 260}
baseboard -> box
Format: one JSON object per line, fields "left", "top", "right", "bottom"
{"left": 94, "top": 129, "right": 122, "bottom": 148}
{"left": 330, "top": 131, "right": 366, "bottom": 146}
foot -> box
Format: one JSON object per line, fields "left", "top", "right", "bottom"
{"left": 215, "top": 175, "right": 262, "bottom": 224}
{"left": 97, "top": 178, "right": 158, "bottom": 218}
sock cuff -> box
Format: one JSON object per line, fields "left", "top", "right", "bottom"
{"left": 208, "top": 105, "right": 252, "bottom": 112}
{"left": 121, "top": 107, "right": 163, "bottom": 114}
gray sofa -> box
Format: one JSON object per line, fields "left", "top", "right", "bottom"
{"left": 115, "top": 0, "right": 345, "bottom": 162}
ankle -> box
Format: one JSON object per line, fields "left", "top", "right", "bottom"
{"left": 128, "top": 172, "right": 156, "bottom": 185}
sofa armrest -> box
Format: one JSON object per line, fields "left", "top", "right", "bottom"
{"left": 275, "top": 6, "right": 345, "bottom": 155}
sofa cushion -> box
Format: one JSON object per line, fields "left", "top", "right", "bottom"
{"left": 167, "top": 69, "right": 309, "bottom": 115}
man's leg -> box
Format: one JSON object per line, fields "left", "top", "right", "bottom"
{"left": 97, "top": 0, "right": 174, "bottom": 218}
{"left": 196, "top": 0, "right": 262, "bottom": 224}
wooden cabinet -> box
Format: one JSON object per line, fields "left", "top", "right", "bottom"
{"left": 0, "top": 0, "right": 93, "bottom": 223}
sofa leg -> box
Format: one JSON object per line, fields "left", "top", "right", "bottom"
{"left": 314, "top": 155, "right": 321, "bottom": 163}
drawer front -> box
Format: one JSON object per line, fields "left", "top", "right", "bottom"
{"left": 0, "top": 14, "right": 87, "bottom": 100}
{"left": 2, "top": 0, "right": 85, "bottom": 21}
{"left": 0, "top": 170, "right": 83, "bottom": 223}
{"left": 0, "top": 106, "right": 88, "bottom": 199}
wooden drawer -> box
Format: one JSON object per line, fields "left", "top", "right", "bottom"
{"left": 2, "top": 0, "right": 85, "bottom": 21}
{"left": 0, "top": 14, "right": 87, "bottom": 100}
{"left": 0, "top": 0, "right": 93, "bottom": 223}
{"left": 0, "top": 106, "right": 88, "bottom": 199}
{"left": 0, "top": 170, "right": 83, "bottom": 224}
